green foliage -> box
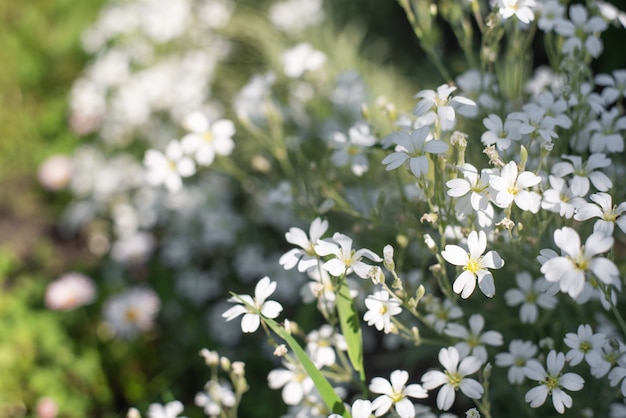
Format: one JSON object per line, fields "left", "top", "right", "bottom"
{"left": 0, "top": 248, "right": 112, "bottom": 418}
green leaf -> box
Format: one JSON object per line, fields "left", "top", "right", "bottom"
{"left": 335, "top": 278, "right": 366, "bottom": 389}
{"left": 263, "top": 317, "right": 351, "bottom": 418}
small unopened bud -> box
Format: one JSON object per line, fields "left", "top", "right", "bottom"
{"left": 220, "top": 356, "right": 231, "bottom": 371}
{"left": 383, "top": 245, "right": 395, "bottom": 271}
{"left": 539, "top": 337, "right": 555, "bottom": 350}
{"left": 284, "top": 319, "right": 298, "bottom": 335}
{"left": 482, "top": 362, "right": 492, "bottom": 380}
{"left": 368, "top": 266, "right": 385, "bottom": 285}
{"left": 126, "top": 408, "right": 141, "bottom": 418}
{"left": 415, "top": 285, "right": 425, "bottom": 302}
{"left": 429, "top": 263, "right": 442, "bottom": 273}
{"left": 274, "top": 344, "right": 288, "bottom": 357}
{"left": 423, "top": 234, "right": 437, "bottom": 251}
{"left": 200, "top": 349, "right": 220, "bottom": 366}
{"left": 232, "top": 361, "right": 246, "bottom": 375}
{"left": 411, "top": 326, "right": 421, "bottom": 345}
{"left": 312, "top": 282, "right": 324, "bottom": 298}
{"left": 360, "top": 103, "right": 371, "bottom": 121}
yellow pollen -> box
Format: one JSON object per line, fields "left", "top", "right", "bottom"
{"left": 507, "top": 185, "right": 519, "bottom": 195}
{"left": 464, "top": 257, "right": 481, "bottom": 274}
{"left": 125, "top": 308, "right": 139, "bottom": 323}
{"left": 379, "top": 305, "right": 388, "bottom": 315}
{"left": 202, "top": 131, "right": 214, "bottom": 143}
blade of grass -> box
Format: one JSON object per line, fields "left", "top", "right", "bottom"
{"left": 263, "top": 317, "right": 351, "bottom": 418}
{"left": 335, "top": 278, "right": 367, "bottom": 394}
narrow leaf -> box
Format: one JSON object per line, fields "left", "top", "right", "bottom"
{"left": 264, "top": 317, "right": 351, "bottom": 418}
{"left": 336, "top": 279, "right": 366, "bottom": 388}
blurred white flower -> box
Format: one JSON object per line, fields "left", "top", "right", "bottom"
{"left": 38, "top": 155, "right": 73, "bottom": 191}
{"left": 268, "top": 361, "right": 314, "bottom": 405}
{"left": 144, "top": 140, "right": 196, "bottom": 192}
{"left": 496, "top": 0, "right": 537, "bottom": 24}
{"left": 181, "top": 111, "right": 235, "bottom": 166}
{"left": 45, "top": 272, "right": 97, "bottom": 311}
{"left": 282, "top": 43, "right": 326, "bottom": 78}
{"left": 382, "top": 126, "right": 448, "bottom": 178}
{"left": 147, "top": 400, "right": 185, "bottom": 418}
{"left": 495, "top": 339, "right": 538, "bottom": 384}
{"left": 103, "top": 287, "right": 161, "bottom": 338}
{"left": 269, "top": 0, "right": 324, "bottom": 33}
{"left": 504, "top": 272, "right": 557, "bottom": 323}
{"left": 444, "top": 313, "right": 503, "bottom": 364}
{"left": 413, "top": 84, "right": 476, "bottom": 131}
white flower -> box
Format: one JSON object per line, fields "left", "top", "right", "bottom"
{"left": 195, "top": 380, "right": 236, "bottom": 416}
{"left": 480, "top": 114, "right": 521, "bottom": 151}
{"left": 587, "top": 107, "right": 626, "bottom": 153}
{"left": 147, "top": 401, "right": 185, "bottom": 418}
{"left": 363, "top": 290, "right": 402, "bottom": 333}
{"left": 610, "top": 363, "right": 626, "bottom": 397}
{"left": 306, "top": 325, "right": 347, "bottom": 367}
{"left": 489, "top": 161, "right": 541, "bottom": 212}
{"left": 495, "top": 340, "right": 538, "bottom": 384}
{"left": 536, "top": 0, "right": 566, "bottom": 31}
{"left": 103, "top": 287, "right": 161, "bottom": 339}
{"left": 180, "top": 111, "right": 235, "bottom": 166}
{"left": 551, "top": 153, "right": 612, "bottom": 196}
{"left": 446, "top": 164, "right": 496, "bottom": 227}
{"left": 330, "top": 122, "right": 377, "bottom": 176}
{"left": 555, "top": 4, "right": 608, "bottom": 58}
{"left": 268, "top": 360, "right": 314, "bottom": 405}
{"left": 524, "top": 351, "right": 584, "bottom": 413}
{"left": 328, "top": 399, "right": 372, "bottom": 418}
{"left": 45, "top": 272, "right": 97, "bottom": 311}
{"left": 38, "top": 154, "right": 73, "bottom": 191}
{"left": 441, "top": 230, "right": 504, "bottom": 299}
{"left": 382, "top": 126, "right": 448, "bottom": 178}
{"left": 563, "top": 324, "right": 607, "bottom": 366}
{"left": 540, "top": 226, "right": 619, "bottom": 298}
{"left": 574, "top": 192, "right": 626, "bottom": 235}
{"left": 282, "top": 43, "right": 326, "bottom": 78}
{"left": 222, "top": 276, "right": 283, "bottom": 333}
{"left": 314, "top": 232, "right": 382, "bottom": 278}
{"left": 444, "top": 314, "right": 503, "bottom": 364}
{"left": 540, "top": 175, "right": 586, "bottom": 219}
{"left": 497, "top": 0, "right": 537, "bottom": 24}
{"left": 424, "top": 297, "right": 464, "bottom": 334}
{"left": 144, "top": 139, "right": 196, "bottom": 192}
{"left": 269, "top": 0, "right": 324, "bottom": 33}
{"left": 370, "top": 370, "right": 427, "bottom": 418}
{"left": 421, "top": 347, "right": 484, "bottom": 411}
{"left": 413, "top": 84, "right": 477, "bottom": 131}
{"left": 504, "top": 271, "right": 557, "bottom": 323}
{"left": 279, "top": 218, "right": 329, "bottom": 272}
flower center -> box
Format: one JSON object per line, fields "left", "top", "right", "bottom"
{"left": 390, "top": 390, "right": 405, "bottom": 403}
{"left": 603, "top": 206, "right": 618, "bottom": 222}
{"left": 203, "top": 131, "right": 214, "bottom": 143}
{"left": 125, "top": 308, "right": 139, "bottom": 323}
{"left": 465, "top": 258, "right": 481, "bottom": 274}
{"left": 543, "top": 374, "right": 560, "bottom": 393}
{"left": 445, "top": 370, "right": 462, "bottom": 389}
{"left": 379, "top": 305, "right": 389, "bottom": 315}
{"left": 507, "top": 185, "right": 519, "bottom": 195}
{"left": 579, "top": 340, "right": 592, "bottom": 353}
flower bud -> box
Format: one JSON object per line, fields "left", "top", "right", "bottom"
{"left": 273, "top": 344, "right": 288, "bottom": 357}
{"left": 383, "top": 245, "right": 395, "bottom": 271}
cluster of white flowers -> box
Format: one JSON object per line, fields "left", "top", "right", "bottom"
{"left": 49, "top": 0, "right": 626, "bottom": 416}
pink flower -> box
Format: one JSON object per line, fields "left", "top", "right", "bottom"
{"left": 45, "top": 272, "right": 97, "bottom": 311}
